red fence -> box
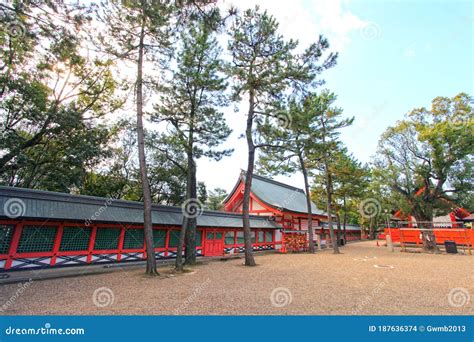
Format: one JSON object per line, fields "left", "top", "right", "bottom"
{"left": 0, "top": 219, "right": 280, "bottom": 271}
{"left": 383, "top": 228, "right": 474, "bottom": 247}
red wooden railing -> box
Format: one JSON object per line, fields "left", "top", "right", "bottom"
{"left": 383, "top": 227, "right": 474, "bottom": 251}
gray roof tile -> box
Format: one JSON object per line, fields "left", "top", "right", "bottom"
{"left": 0, "top": 186, "right": 278, "bottom": 229}
{"left": 226, "top": 173, "right": 327, "bottom": 216}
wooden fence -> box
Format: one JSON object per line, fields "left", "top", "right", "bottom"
{"left": 383, "top": 228, "right": 473, "bottom": 254}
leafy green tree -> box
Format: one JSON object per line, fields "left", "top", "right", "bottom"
{"left": 205, "top": 188, "right": 228, "bottom": 210}
{"left": 304, "top": 91, "right": 353, "bottom": 254}
{"left": 258, "top": 97, "right": 330, "bottom": 253}
{"left": 227, "top": 6, "right": 337, "bottom": 265}
{"left": 312, "top": 148, "right": 368, "bottom": 242}
{"left": 98, "top": 0, "right": 224, "bottom": 274}
{"left": 197, "top": 181, "right": 208, "bottom": 205}
{"left": 376, "top": 93, "right": 473, "bottom": 251}
{"left": 80, "top": 121, "right": 189, "bottom": 205}
{"left": 0, "top": 1, "right": 119, "bottom": 191}
{"left": 153, "top": 12, "right": 232, "bottom": 269}
{"left": 356, "top": 166, "right": 397, "bottom": 239}
{"left": 97, "top": 0, "right": 177, "bottom": 275}
{"left": 146, "top": 132, "right": 188, "bottom": 206}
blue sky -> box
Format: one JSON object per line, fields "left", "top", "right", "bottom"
{"left": 323, "top": 0, "right": 474, "bottom": 162}
{"left": 197, "top": 0, "right": 474, "bottom": 192}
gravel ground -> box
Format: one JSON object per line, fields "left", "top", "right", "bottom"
{"left": 1, "top": 241, "right": 473, "bottom": 315}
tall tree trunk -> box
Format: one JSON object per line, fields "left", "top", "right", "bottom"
{"left": 321, "top": 115, "right": 339, "bottom": 254}
{"left": 336, "top": 213, "right": 342, "bottom": 246}
{"left": 324, "top": 159, "right": 340, "bottom": 254}
{"left": 185, "top": 152, "right": 197, "bottom": 265}
{"left": 242, "top": 89, "right": 256, "bottom": 266}
{"left": 369, "top": 217, "right": 375, "bottom": 240}
{"left": 176, "top": 156, "right": 193, "bottom": 271}
{"left": 136, "top": 11, "right": 158, "bottom": 276}
{"left": 343, "top": 196, "right": 347, "bottom": 242}
{"left": 299, "top": 152, "right": 315, "bottom": 253}
{"left": 176, "top": 216, "right": 187, "bottom": 271}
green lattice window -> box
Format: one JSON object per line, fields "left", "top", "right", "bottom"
{"left": 225, "top": 231, "right": 235, "bottom": 245}
{"left": 60, "top": 227, "right": 91, "bottom": 251}
{"left": 258, "top": 231, "right": 265, "bottom": 243}
{"left": 169, "top": 230, "right": 180, "bottom": 247}
{"left": 0, "top": 225, "right": 14, "bottom": 254}
{"left": 265, "top": 231, "right": 273, "bottom": 242}
{"left": 196, "top": 230, "right": 202, "bottom": 246}
{"left": 17, "top": 226, "right": 57, "bottom": 253}
{"left": 94, "top": 228, "right": 120, "bottom": 250}
{"left": 123, "top": 229, "right": 144, "bottom": 249}
{"left": 237, "top": 231, "right": 244, "bottom": 244}
{"left": 153, "top": 230, "right": 166, "bottom": 248}
{"left": 251, "top": 231, "right": 256, "bottom": 243}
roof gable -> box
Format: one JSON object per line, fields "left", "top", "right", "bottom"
{"left": 225, "top": 172, "right": 326, "bottom": 216}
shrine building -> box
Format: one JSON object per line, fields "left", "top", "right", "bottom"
{"left": 0, "top": 172, "right": 361, "bottom": 271}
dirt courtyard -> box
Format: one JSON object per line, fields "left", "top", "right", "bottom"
{"left": 0, "top": 241, "right": 473, "bottom": 315}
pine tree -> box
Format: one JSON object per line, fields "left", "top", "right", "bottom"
{"left": 304, "top": 91, "right": 353, "bottom": 253}
{"left": 227, "top": 6, "right": 337, "bottom": 265}
{"left": 97, "top": 0, "right": 175, "bottom": 275}
{"left": 258, "top": 99, "right": 328, "bottom": 253}
{"left": 153, "top": 12, "right": 232, "bottom": 270}
{"left": 311, "top": 149, "right": 368, "bottom": 242}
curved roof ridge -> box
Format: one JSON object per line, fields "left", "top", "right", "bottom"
{"left": 251, "top": 173, "right": 305, "bottom": 193}
{"left": 222, "top": 171, "right": 326, "bottom": 216}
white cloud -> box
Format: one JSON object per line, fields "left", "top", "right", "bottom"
{"left": 195, "top": 0, "right": 372, "bottom": 191}
{"left": 109, "top": 0, "right": 372, "bottom": 193}
{"left": 219, "top": 0, "right": 369, "bottom": 52}
{"left": 404, "top": 42, "right": 417, "bottom": 58}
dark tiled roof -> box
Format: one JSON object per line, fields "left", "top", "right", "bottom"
{"left": 226, "top": 172, "right": 327, "bottom": 216}
{"left": 0, "top": 186, "right": 278, "bottom": 229}
{"left": 320, "top": 222, "right": 361, "bottom": 231}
